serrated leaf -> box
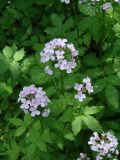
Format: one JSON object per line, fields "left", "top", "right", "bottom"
{"left": 94, "top": 78, "right": 106, "bottom": 93}
{"left": 33, "top": 120, "right": 41, "bottom": 130}
{"left": 63, "top": 18, "right": 73, "bottom": 31}
{"left": 9, "top": 118, "right": 23, "bottom": 126}
{"left": 37, "top": 140, "right": 47, "bottom": 152}
{"left": 9, "top": 141, "right": 20, "bottom": 160}
{"left": 64, "top": 132, "right": 75, "bottom": 141}
{"left": 0, "top": 82, "right": 13, "bottom": 97}
{"left": 83, "top": 33, "right": 91, "bottom": 47}
{"left": 84, "top": 106, "right": 104, "bottom": 115}
{"left": 10, "top": 61, "right": 20, "bottom": 78}
{"left": 85, "top": 68, "right": 103, "bottom": 78}
{"left": 83, "top": 54, "right": 99, "bottom": 67}
{"left": 13, "top": 48, "right": 25, "bottom": 61}
{"left": 51, "top": 14, "right": 64, "bottom": 27}
{"left": 24, "top": 114, "right": 32, "bottom": 127}
{"left": 26, "top": 143, "right": 36, "bottom": 159}
{"left": 15, "top": 125, "right": 26, "bottom": 137}
{"left": 105, "top": 84, "right": 119, "bottom": 109}
{"left": 107, "top": 75, "right": 120, "bottom": 86}
{"left": 59, "top": 108, "right": 73, "bottom": 123}
{"left": 83, "top": 115, "right": 102, "bottom": 132}
{"left": 3, "top": 46, "right": 13, "bottom": 58}
{"left": 72, "top": 116, "right": 82, "bottom": 136}
{"left": 78, "top": 4, "right": 95, "bottom": 16}
{"left": 0, "top": 54, "right": 9, "bottom": 75}
{"left": 41, "top": 129, "right": 53, "bottom": 143}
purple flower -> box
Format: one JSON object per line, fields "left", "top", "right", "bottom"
{"left": 74, "top": 77, "right": 93, "bottom": 102}
{"left": 75, "top": 91, "right": 86, "bottom": 102}
{"left": 77, "top": 152, "right": 90, "bottom": 160}
{"left": 88, "top": 132, "right": 119, "bottom": 160}
{"left": 40, "top": 38, "right": 78, "bottom": 74}
{"left": 102, "top": 3, "right": 112, "bottom": 10}
{"left": 44, "top": 66, "right": 53, "bottom": 75}
{"left": 18, "top": 85, "right": 50, "bottom": 117}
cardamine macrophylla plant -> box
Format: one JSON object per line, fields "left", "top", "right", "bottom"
{"left": 16, "top": 38, "right": 119, "bottom": 160}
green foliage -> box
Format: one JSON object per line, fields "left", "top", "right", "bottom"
{"left": 0, "top": 0, "right": 120, "bottom": 160}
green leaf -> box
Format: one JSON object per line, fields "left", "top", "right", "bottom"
{"left": 9, "top": 141, "right": 20, "bottom": 160}
{"left": 57, "top": 138, "right": 64, "bottom": 150}
{"left": 41, "top": 129, "right": 53, "bottom": 143}
{"left": 3, "top": 46, "right": 13, "bottom": 58}
{"left": 78, "top": 4, "right": 95, "bottom": 16}
{"left": 83, "top": 33, "right": 91, "bottom": 47}
{"left": 114, "top": 57, "right": 120, "bottom": 77}
{"left": 33, "top": 120, "right": 41, "bottom": 130}
{"left": 10, "top": 61, "right": 20, "bottom": 78}
{"left": 85, "top": 68, "right": 103, "bottom": 78}
{"left": 64, "top": 132, "right": 75, "bottom": 141}
{"left": 72, "top": 116, "right": 82, "bottom": 136}
{"left": 13, "top": 48, "right": 25, "bottom": 61}
{"left": 107, "top": 75, "right": 120, "bottom": 86}
{"left": 0, "top": 82, "right": 13, "bottom": 97}
{"left": 51, "top": 97, "right": 67, "bottom": 116}
{"left": 105, "top": 84, "right": 119, "bottom": 109}
{"left": 51, "top": 14, "right": 64, "bottom": 27}
{"left": 9, "top": 118, "right": 23, "bottom": 126}
{"left": 83, "top": 54, "right": 99, "bottom": 67}
{"left": 94, "top": 78, "right": 106, "bottom": 93}
{"left": 84, "top": 106, "right": 104, "bottom": 115}
{"left": 0, "top": 54, "right": 9, "bottom": 75}
{"left": 24, "top": 114, "right": 32, "bottom": 127}
{"left": 26, "top": 143, "right": 36, "bottom": 160}
{"left": 37, "top": 140, "right": 47, "bottom": 152}
{"left": 83, "top": 115, "right": 102, "bottom": 132}
{"left": 15, "top": 125, "right": 26, "bottom": 137}
{"left": 63, "top": 18, "right": 73, "bottom": 31}
{"left": 59, "top": 108, "right": 73, "bottom": 123}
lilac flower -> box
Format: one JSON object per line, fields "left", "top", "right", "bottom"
{"left": 40, "top": 38, "right": 78, "bottom": 74}
{"left": 74, "top": 77, "right": 93, "bottom": 102}
{"left": 44, "top": 66, "right": 53, "bottom": 75}
{"left": 74, "top": 83, "right": 83, "bottom": 91}
{"left": 86, "top": 83, "right": 93, "bottom": 93}
{"left": 75, "top": 91, "right": 86, "bottom": 102}
{"left": 42, "top": 108, "right": 50, "bottom": 117}
{"left": 77, "top": 153, "right": 90, "bottom": 160}
{"left": 83, "top": 77, "right": 91, "bottom": 84}
{"left": 88, "top": 132, "right": 119, "bottom": 160}
{"left": 83, "top": 77, "right": 93, "bottom": 93}
{"left": 102, "top": 3, "right": 112, "bottom": 10}
{"left": 115, "top": 0, "right": 120, "bottom": 3}
{"left": 18, "top": 85, "right": 50, "bottom": 117}
{"left": 60, "top": 0, "right": 70, "bottom": 4}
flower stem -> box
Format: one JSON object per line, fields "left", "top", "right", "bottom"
{"left": 52, "top": 76, "right": 59, "bottom": 97}
{"left": 61, "top": 71, "right": 64, "bottom": 94}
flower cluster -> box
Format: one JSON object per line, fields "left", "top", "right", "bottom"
{"left": 18, "top": 85, "right": 50, "bottom": 117}
{"left": 60, "top": 0, "right": 70, "bottom": 4}
{"left": 60, "top": 0, "right": 120, "bottom": 10}
{"left": 74, "top": 77, "right": 93, "bottom": 102}
{"left": 77, "top": 153, "right": 90, "bottom": 160}
{"left": 88, "top": 132, "right": 119, "bottom": 160}
{"left": 40, "top": 38, "right": 78, "bottom": 74}
{"left": 102, "top": 2, "right": 112, "bottom": 10}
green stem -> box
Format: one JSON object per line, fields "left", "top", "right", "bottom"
{"left": 61, "top": 71, "right": 64, "bottom": 94}
{"left": 52, "top": 76, "right": 59, "bottom": 97}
